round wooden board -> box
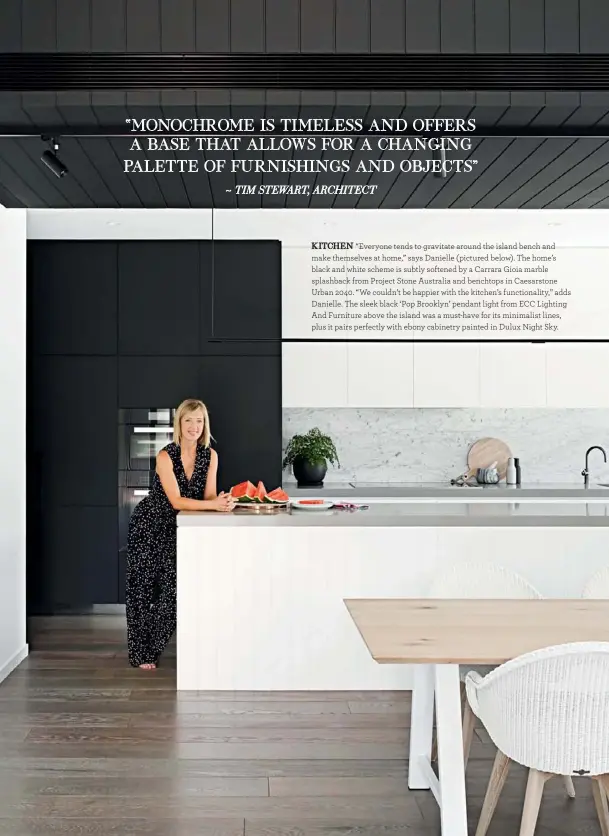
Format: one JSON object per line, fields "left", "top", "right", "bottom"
{"left": 467, "top": 437, "right": 512, "bottom": 480}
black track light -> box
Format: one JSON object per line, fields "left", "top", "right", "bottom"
{"left": 41, "top": 137, "right": 68, "bottom": 178}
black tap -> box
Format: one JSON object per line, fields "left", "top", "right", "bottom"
{"left": 582, "top": 446, "right": 607, "bottom": 487}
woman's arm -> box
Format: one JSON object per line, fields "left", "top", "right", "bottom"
{"left": 156, "top": 449, "right": 233, "bottom": 512}
{"left": 203, "top": 448, "right": 219, "bottom": 500}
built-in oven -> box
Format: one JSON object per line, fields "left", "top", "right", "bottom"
{"left": 118, "top": 408, "right": 175, "bottom": 557}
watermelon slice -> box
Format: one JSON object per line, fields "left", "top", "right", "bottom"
{"left": 230, "top": 481, "right": 256, "bottom": 502}
{"left": 267, "top": 487, "right": 289, "bottom": 504}
{"left": 231, "top": 482, "right": 289, "bottom": 504}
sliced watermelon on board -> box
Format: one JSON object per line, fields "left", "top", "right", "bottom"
{"left": 266, "top": 487, "right": 289, "bottom": 503}
{"left": 230, "top": 482, "right": 289, "bottom": 504}
{"left": 230, "top": 481, "right": 256, "bottom": 502}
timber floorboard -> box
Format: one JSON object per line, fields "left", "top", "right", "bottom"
{"left": 0, "top": 614, "right": 597, "bottom": 834}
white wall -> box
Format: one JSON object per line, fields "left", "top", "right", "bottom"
{"left": 0, "top": 209, "right": 28, "bottom": 681}
{"left": 212, "top": 208, "right": 609, "bottom": 341}
{"left": 27, "top": 208, "right": 213, "bottom": 239}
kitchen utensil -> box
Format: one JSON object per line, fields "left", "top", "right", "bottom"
{"left": 292, "top": 499, "right": 334, "bottom": 512}
{"left": 450, "top": 470, "right": 476, "bottom": 486}
{"left": 506, "top": 457, "right": 517, "bottom": 485}
{"left": 514, "top": 457, "right": 522, "bottom": 485}
{"left": 233, "top": 502, "right": 289, "bottom": 514}
{"left": 476, "top": 464, "right": 500, "bottom": 484}
{"left": 467, "top": 437, "right": 512, "bottom": 481}
{"left": 333, "top": 503, "right": 370, "bottom": 511}
{"left": 234, "top": 497, "right": 290, "bottom": 507}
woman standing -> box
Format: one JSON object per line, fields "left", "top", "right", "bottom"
{"left": 126, "top": 398, "right": 234, "bottom": 669}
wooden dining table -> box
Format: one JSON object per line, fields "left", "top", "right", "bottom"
{"left": 344, "top": 598, "right": 609, "bottom": 836}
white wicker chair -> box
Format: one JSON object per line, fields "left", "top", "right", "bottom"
{"left": 429, "top": 561, "right": 542, "bottom": 603}
{"left": 427, "top": 562, "right": 575, "bottom": 799}
{"left": 579, "top": 570, "right": 609, "bottom": 809}
{"left": 582, "top": 566, "right": 609, "bottom": 599}
{"left": 465, "top": 642, "right": 609, "bottom": 836}
{"left": 428, "top": 562, "right": 542, "bottom": 759}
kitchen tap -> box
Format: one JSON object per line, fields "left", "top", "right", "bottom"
{"left": 582, "top": 446, "right": 607, "bottom": 487}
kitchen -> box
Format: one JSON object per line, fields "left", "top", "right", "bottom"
{"left": 4, "top": 0, "right": 609, "bottom": 829}
{"left": 3, "top": 204, "right": 609, "bottom": 836}
{"left": 12, "top": 205, "right": 609, "bottom": 618}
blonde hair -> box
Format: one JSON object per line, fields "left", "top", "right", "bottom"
{"left": 173, "top": 399, "right": 211, "bottom": 448}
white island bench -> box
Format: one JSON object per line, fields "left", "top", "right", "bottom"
{"left": 176, "top": 501, "right": 609, "bottom": 691}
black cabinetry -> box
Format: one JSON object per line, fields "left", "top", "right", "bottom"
{"left": 28, "top": 242, "right": 119, "bottom": 614}
{"left": 28, "top": 241, "right": 118, "bottom": 355}
{"left": 30, "top": 507, "right": 119, "bottom": 609}
{"left": 211, "top": 241, "right": 281, "bottom": 341}
{"left": 28, "top": 355, "right": 118, "bottom": 613}
{"left": 118, "top": 242, "right": 211, "bottom": 355}
{"left": 118, "top": 356, "right": 200, "bottom": 407}
{"left": 31, "top": 356, "right": 117, "bottom": 507}
{"left": 199, "top": 355, "right": 282, "bottom": 492}
{"left": 28, "top": 238, "right": 282, "bottom": 614}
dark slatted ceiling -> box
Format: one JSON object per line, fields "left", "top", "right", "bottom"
{"left": 6, "top": 54, "right": 609, "bottom": 91}
{"left": 2, "top": 95, "right": 609, "bottom": 208}
{"left": 3, "top": 136, "right": 609, "bottom": 209}
{"left": 2, "top": 0, "right": 609, "bottom": 55}
{"left": 6, "top": 90, "right": 609, "bottom": 134}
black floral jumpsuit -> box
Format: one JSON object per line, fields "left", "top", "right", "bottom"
{"left": 126, "top": 441, "right": 211, "bottom": 667}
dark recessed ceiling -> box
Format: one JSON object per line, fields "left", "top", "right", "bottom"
{"left": 2, "top": 94, "right": 609, "bottom": 208}
{"left": 2, "top": 54, "right": 609, "bottom": 91}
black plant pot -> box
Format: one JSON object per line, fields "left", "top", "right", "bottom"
{"left": 293, "top": 456, "right": 327, "bottom": 488}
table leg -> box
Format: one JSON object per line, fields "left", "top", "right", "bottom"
{"left": 408, "top": 664, "right": 435, "bottom": 790}
{"left": 435, "top": 663, "right": 468, "bottom": 836}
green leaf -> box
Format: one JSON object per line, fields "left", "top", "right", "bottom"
{"left": 282, "top": 427, "right": 340, "bottom": 470}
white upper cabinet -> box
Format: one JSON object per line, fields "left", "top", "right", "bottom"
{"left": 480, "top": 343, "right": 547, "bottom": 407}
{"left": 282, "top": 343, "right": 349, "bottom": 407}
{"left": 546, "top": 344, "right": 609, "bottom": 407}
{"left": 413, "top": 344, "right": 480, "bottom": 407}
{"left": 282, "top": 341, "right": 609, "bottom": 410}
{"left": 347, "top": 343, "right": 414, "bottom": 407}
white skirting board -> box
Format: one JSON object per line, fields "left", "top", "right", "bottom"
{"left": 0, "top": 645, "right": 28, "bottom": 684}
{"left": 177, "top": 525, "right": 609, "bottom": 691}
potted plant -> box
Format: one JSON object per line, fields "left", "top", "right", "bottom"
{"left": 283, "top": 427, "right": 340, "bottom": 487}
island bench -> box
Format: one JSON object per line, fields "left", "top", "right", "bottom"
{"left": 176, "top": 502, "right": 609, "bottom": 691}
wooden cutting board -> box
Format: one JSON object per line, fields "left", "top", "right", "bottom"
{"left": 467, "top": 437, "right": 512, "bottom": 480}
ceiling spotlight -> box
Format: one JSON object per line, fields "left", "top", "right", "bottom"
{"left": 432, "top": 146, "right": 448, "bottom": 179}
{"left": 41, "top": 137, "right": 68, "bottom": 178}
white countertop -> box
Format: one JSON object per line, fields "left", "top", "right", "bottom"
{"left": 284, "top": 482, "right": 609, "bottom": 500}
{"left": 178, "top": 501, "right": 609, "bottom": 528}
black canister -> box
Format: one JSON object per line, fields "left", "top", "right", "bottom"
{"left": 514, "top": 457, "right": 521, "bottom": 485}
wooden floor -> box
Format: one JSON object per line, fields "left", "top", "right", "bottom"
{"left": 0, "top": 615, "right": 599, "bottom": 835}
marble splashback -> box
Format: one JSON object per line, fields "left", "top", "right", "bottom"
{"left": 282, "top": 409, "right": 609, "bottom": 485}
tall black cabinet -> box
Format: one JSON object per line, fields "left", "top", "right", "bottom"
{"left": 28, "top": 238, "right": 282, "bottom": 614}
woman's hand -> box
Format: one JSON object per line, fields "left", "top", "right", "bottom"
{"left": 210, "top": 491, "right": 236, "bottom": 513}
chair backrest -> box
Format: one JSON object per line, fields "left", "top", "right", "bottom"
{"left": 582, "top": 566, "right": 609, "bottom": 599}
{"left": 428, "top": 561, "right": 542, "bottom": 599}
{"left": 466, "top": 642, "right": 609, "bottom": 776}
